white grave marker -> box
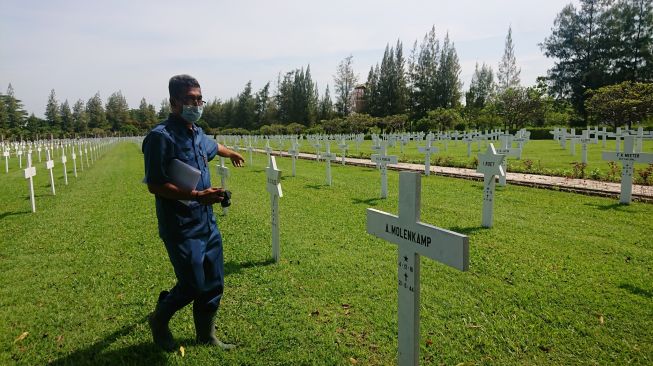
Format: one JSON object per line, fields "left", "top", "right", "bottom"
{"left": 602, "top": 135, "right": 653, "bottom": 204}
{"left": 477, "top": 144, "right": 506, "bottom": 228}
{"left": 371, "top": 142, "right": 398, "bottom": 198}
{"left": 24, "top": 153, "right": 37, "bottom": 213}
{"left": 45, "top": 149, "right": 56, "bottom": 195}
{"left": 18, "top": 149, "right": 23, "bottom": 168}
{"left": 72, "top": 145, "right": 78, "bottom": 177}
{"left": 338, "top": 139, "right": 348, "bottom": 165}
{"left": 418, "top": 137, "right": 438, "bottom": 176}
{"left": 366, "top": 172, "right": 469, "bottom": 366}
{"left": 61, "top": 153, "right": 69, "bottom": 185}
{"left": 3, "top": 150, "right": 8, "bottom": 173}
{"left": 322, "top": 142, "right": 337, "bottom": 186}
{"left": 266, "top": 156, "right": 283, "bottom": 263}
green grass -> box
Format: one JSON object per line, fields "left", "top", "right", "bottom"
{"left": 271, "top": 138, "right": 653, "bottom": 184}
{"left": 1, "top": 143, "right": 652, "bottom": 365}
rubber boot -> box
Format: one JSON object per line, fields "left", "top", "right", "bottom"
{"left": 148, "top": 291, "right": 177, "bottom": 352}
{"left": 193, "top": 302, "right": 235, "bottom": 350}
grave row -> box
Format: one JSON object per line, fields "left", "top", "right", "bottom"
{"left": 3, "top": 138, "right": 119, "bottom": 212}
{"left": 549, "top": 126, "right": 652, "bottom": 164}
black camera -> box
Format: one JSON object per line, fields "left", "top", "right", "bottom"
{"left": 220, "top": 190, "right": 232, "bottom": 207}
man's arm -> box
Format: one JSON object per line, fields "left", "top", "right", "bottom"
{"left": 218, "top": 144, "right": 245, "bottom": 167}
{"left": 147, "top": 182, "right": 225, "bottom": 206}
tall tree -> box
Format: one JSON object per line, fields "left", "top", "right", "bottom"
{"left": 234, "top": 81, "right": 256, "bottom": 129}
{"left": 86, "top": 92, "right": 107, "bottom": 131}
{"left": 72, "top": 99, "right": 88, "bottom": 134}
{"left": 333, "top": 55, "right": 358, "bottom": 116}
{"left": 45, "top": 89, "right": 61, "bottom": 133}
{"left": 254, "top": 82, "right": 271, "bottom": 128}
{"left": 137, "top": 97, "right": 158, "bottom": 130}
{"left": 4, "top": 84, "right": 27, "bottom": 131}
{"left": 60, "top": 100, "right": 74, "bottom": 134}
{"left": 106, "top": 91, "right": 131, "bottom": 132}
{"left": 318, "top": 84, "right": 335, "bottom": 121}
{"left": 497, "top": 26, "right": 521, "bottom": 93}
{"left": 435, "top": 33, "right": 463, "bottom": 108}
{"left": 466, "top": 63, "right": 495, "bottom": 110}
{"left": 408, "top": 26, "right": 440, "bottom": 118}
{"left": 158, "top": 99, "right": 171, "bottom": 120}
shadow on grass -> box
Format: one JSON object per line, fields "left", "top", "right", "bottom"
{"left": 619, "top": 283, "right": 653, "bottom": 299}
{"left": 448, "top": 226, "right": 488, "bottom": 235}
{"left": 351, "top": 197, "right": 384, "bottom": 206}
{"left": 0, "top": 210, "right": 31, "bottom": 220}
{"left": 584, "top": 202, "right": 629, "bottom": 211}
{"left": 225, "top": 258, "right": 276, "bottom": 276}
{"left": 304, "top": 184, "right": 328, "bottom": 190}
{"left": 48, "top": 315, "right": 167, "bottom": 366}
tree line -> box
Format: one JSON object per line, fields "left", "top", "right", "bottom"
{"left": 1, "top": 0, "right": 651, "bottom": 139}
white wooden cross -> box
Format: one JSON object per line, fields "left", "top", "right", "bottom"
{"left": 61, "top": 152, "right": 69, "bottom": 185}
{"left": 477, "top": 144, "right": 506, "bottom": 228}
{"left": 463, "top": 133, "right": 474, "bottom": 157}
{"left": 366, "top": 171, "right": 469, "bottom": 366}
{"left": 495, "top": 135, "right": 521, "bottom": 186}
{"left": 246, "top": 138, "right": 254, "bottom": 167}
{"left": 72, "top": 145, "right": 78, "bottom": 177}
{"left": 17, "top": 149, "right": 23, "bottom": 168}
{"left": 3, "top": 149, "right": 9, "bottom": 173}
{"left": 634, "top": 127, "right": 644, "bottom": 153}
{"left": 418, "top": 136, "right": 438, "bottom": 176}
{"left": 579, "top": 130, "right": 595, "bottom": 164}
{"left": 45, "top": 148, "right": 56, "bottom": 195}
{"left": 266, "top": 156, "right": 283, "bottom": 263}
{"left": 78, "top": 143, "right": 84, "bottom": 171}
{"left": 312, "top": 139, "right": 322, "bottom": 162}
{"left": 322, "top": 142, "right": 337, "bottom": 186}
{"left": 215, "top": 156, "right": 230, "bottom": 215}
{"left": 371, "top": 141, "right": 398, "bottom": 198}
{"left": 24, "top": 153, "right": 37, "bottom": 213}
{"left": 264, "top": 139, "right": 273, "bottom": 161}
{"left": 37, "top": 146, "right": 43, "bottom": 162}
{"left": 338, "top": 138, "right": 348, "bottom": 166}
{"left": 287, "top": 140, "right": 300, "bottom": 177}
{"left": 602, "top": 135, "right": 653, "bottom": 204}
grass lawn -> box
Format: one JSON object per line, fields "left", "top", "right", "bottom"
{"left": 1, "top": 142, "right": 652, "bottom": 365}
{"left": 267, "top": 138, "right": 653, "bottom": 183}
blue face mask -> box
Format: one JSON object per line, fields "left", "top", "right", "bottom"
{"left": 181, "top": 105, "right": 203, "bottom": 123}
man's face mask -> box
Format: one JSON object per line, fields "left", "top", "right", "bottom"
{"left": 181, "top": 105, "right": 203, "bottom": 123}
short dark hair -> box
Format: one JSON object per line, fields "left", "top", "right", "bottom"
{"left": 168, "top": 74, "right": 201, "bottom": 100}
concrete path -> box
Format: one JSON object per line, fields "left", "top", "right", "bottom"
{"left": 253, "top": 149, "right": 653, "bottom": 202}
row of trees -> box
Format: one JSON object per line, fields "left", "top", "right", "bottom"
{"left": 1, "top": 0, "right": 651, "bottom": 139}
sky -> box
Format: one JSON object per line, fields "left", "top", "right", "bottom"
{"left": 0, "top": 0, "right": 578, "bottom": 118}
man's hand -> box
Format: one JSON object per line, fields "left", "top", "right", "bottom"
{"left": 196, "top": 187, "right": 225, "bottom": 206}
{"left": 230, "top": 152, "right": 245, "bottom": 167}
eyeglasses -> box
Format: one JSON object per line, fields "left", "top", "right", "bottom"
{"left": 181, "top": 96, "right": 206, "bottom": 106}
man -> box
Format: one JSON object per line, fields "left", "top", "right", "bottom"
{"left": 142, "top": 74, "right": 245, "bottom": 351}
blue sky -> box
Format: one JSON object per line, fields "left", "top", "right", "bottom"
{"left": 0, "top": 0, "right": 577, "bottom": 117}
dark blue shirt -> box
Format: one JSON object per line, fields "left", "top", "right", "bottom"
{"left": 142, "top": 114, "right": 219, "bottom": 240}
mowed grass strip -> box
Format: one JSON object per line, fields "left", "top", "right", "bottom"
{"left": 1, "top": 142, "right": 651, "bottom": 365}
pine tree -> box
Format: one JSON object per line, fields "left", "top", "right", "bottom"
{"left": 393, "top": 39, "right": 409, "bottom": 115}
{"left": 106, "top": 91, "right": 131, "bottom": 132}
{"left": 408, "top": 26, "right": 440, "bottom": 118}
{"left": 497, "top": 26, "right": 521, "bottom": 93}
{"left": 60, "top": 100, "right": 74, "bottom": 134}
{"left": 334, "top": 55, "right": 358, "bottom": 116}
{"left": 86, "top": 92, "right": 107, "bottom": 131}
{"left": 4, "top": 84, "right": 27, "bottom": 131}
{"left": 318, "top": 84, "right": 334, "bottom": 121}
{"left": 436, "top": 33, "right": 463, "bottom": 108}
{"left": 158, "top": 99, "right": 170, "bottom": 120}
{"left": 254, "top": 82, "right": 270, "bottom": 128}
{"left": 235, "top": 81, "right": 256, "bottom": 129}
{"left": 466, "top": 63, "right": 495, "bottom": 110}
{"left": 72, "top": 99, "right": 88, "bottom": 134}
{"left": 45, "top": 89, "right": 62, "bottom": 133}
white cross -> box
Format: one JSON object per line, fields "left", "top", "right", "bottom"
{"left": 3, "top": 150, "right": 8, "bottom": 173}
{"left": 338, "top": 139, "right": 348, "bottom": 166}
{"left": 371, "top": 141, "right": 398, "bottom": 198}
{"left": 24, "top": 153, "right": 37, "bottom": 213}
{"left": 264, "top": 139, "right": 273, "bottom": 161}
{"left": 37, "top": 146, "right": 42, "bottom": 162}
{"left": 266, "top": 156, "right": 283, "bottom": 263}
{"left": 366, "top": 171, "right": 469, "bottom": 366}
{"left": 17, "top": 149, "right": 23, "bottom": 168}
{"left": 287, "top": 140, "right": 300, "bottom": 177}
{"left": 602, "top": 135, "right": 653, "bottom": 204}
{"left": 322, "top": 142, "right": 337, "bottom": 186}
{"left": 61, "top": 152, "right": 69, "bottom": 185}
{"left": 45, "top": 148, "right": 56, "bottom": 195}
{"left": 418, "top": 137, "right": 438, "bottom": 176}
{"left": 477, "top": 144, "right": 506, "bottom": 228}
{"left": 72, "top": 145, "right": 78, "bottom": 177}
{"left": 312, "top": 140, "right": 322, "bottom": 162}
{"left": 246, "top": 138, "right": 254, "bottom": 166}
{"left": 215, "top": 157, "right": 230, "bottom": 215}
{"left": 495, "top": 135, "right": 521, "bottom": 186}
{"left": 462, "top": 134, "right": 474, "bottom": 157}
{"left": 579, "top": 130, "right": 595, "bottom": 164}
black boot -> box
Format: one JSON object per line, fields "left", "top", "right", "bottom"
{"left": 193, "top": 302, "right": 235, "bottom": 350}
{"left": 148, "top": 291, "right": 177, "bottom": 352}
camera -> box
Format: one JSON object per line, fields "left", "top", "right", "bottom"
{"left": 220, "top": 190, "right": 232, "bottom": 207}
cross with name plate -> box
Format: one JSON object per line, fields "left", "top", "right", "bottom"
{"left": 418, "top": 136, "right": 438, "bottom": 176}
{"left": 602, "top": 135, "right": 653, "bottom": 204}
{"left": 266, "top": 156, "right": 283, "bottom": 262}
{"left": 45, "top": 148, "right": 56, "bottom": 195}
{"left": 371, "top": 141, "right": 398, "bottom": 198}
{"left": 366, "top": 171, "right": 469, "bottom": 366}
{"left": 477, "top": 144, "right": 505, "bottom": 227}
{"left": 287, "top": 140, "right": 300, "bottom": 177}
{"left": 322, "top": 142, "right": 337, "bottom": 186}
{"left": 24, "top": 153, "right": 37, "bottom": 212}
